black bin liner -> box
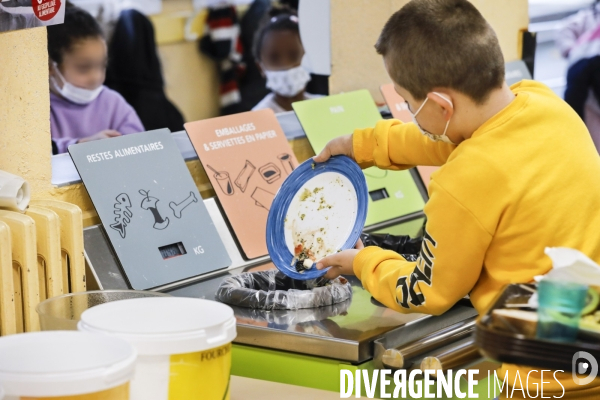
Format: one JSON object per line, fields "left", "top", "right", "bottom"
{"left": 360, "top": 233, "right": 422, "bottom": 261}
{"left": 216, "top": 270, "right": 352, "bottom": 310}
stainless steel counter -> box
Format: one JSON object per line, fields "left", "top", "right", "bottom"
{"left": 82, "top": 169, "right": 478, "bottom": 370}
{"left": 165, "top": 265, "right": 428, "bottom": 363}
{"left": 84, "top": 200, "right": 476, "bottom": 365}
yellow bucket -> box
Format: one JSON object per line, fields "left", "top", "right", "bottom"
{"left": 78, "top": 297, "right": 236, "bottom": 400}
{"left": 0, "top": 332, "right": 136, "bottom": 400}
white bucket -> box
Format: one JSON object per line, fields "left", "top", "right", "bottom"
{"left": 0, "top": 331, "right": 136, "bottom": 400}
{"left": 78, "top": 297, "right": 237, "bottom": 400}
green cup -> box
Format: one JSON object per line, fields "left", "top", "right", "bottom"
{"left": 536, "top": 279, "right": 588, "bottom": 342}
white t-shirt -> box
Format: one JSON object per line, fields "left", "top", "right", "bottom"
{"left": 252, "top": 92, "right": 323, "bottom": 114}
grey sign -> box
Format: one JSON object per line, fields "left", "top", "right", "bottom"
{"left": 69, "top": 129, "right": 231, "bottom": 290}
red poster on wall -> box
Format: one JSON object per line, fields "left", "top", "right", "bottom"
{"left": 0, "top": 0, "right": 64, "bottom": 33}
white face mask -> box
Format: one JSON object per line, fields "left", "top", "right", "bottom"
{"left": 263, "top": 65, "right": 311, "bottom": 97}
{"left": 410, "top": 92, "right": 455, "bottom": 145}
{"left": 50, "top": 63, "right": 104, "bottom": 105}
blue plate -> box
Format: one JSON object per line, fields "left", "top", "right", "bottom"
{"left": 266, "top": 156, "right": 368, "bottom": 280}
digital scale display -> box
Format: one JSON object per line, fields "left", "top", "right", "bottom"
{"left": 159, "top": 242, "right": 187, "bottom": 260}
{"left": 369, "top": 188, "right": 389, "bottom": 202}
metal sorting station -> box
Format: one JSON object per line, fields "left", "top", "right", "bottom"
{"left": 55, "top": 112, "right": 481, "bottom": 392}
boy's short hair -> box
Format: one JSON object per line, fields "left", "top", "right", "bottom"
{"left": 375, "top": 0, "right": 505, "bottom": 104}
{"left": 47, "top": 5, "right": 104, "bottom": 64}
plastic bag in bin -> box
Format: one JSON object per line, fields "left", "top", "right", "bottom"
{"left": 215, "top": 270, "right": 352, "bottom": 310}
{"left": 233, "top": 300, "right": 350, "bottom": 324}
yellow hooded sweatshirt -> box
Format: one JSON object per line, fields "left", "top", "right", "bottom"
{"left": 352, "top": 80, "right": 600, "bottom": 398}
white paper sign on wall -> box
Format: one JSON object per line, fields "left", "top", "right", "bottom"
{"left": 298, "top": 0, "right": 331, "bottom": 76}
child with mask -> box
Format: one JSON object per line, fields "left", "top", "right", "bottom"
{"left": 47, "top": 5, "right": 144, "bottom": 154}
{"left": 314, "top": 0, "right": 600, "bottom": 398}
{"left": 251, "top": 8, "right": 320, "bottom": 113}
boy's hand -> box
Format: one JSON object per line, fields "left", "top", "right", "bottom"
{"left": 313, "top": 134, "right": 354, "bottom": 163}
{"left": 316, "top": 248, "right": 361, "bottom": 280}
{"left": 78, "top": 130, "right": 122, "bottom": 143}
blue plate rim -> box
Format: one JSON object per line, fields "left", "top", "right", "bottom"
{"left": 266, "top": 155, "right": 368, "bottom": 280}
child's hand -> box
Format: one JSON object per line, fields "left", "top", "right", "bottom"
{"left": 78, "top": 130, "right": 122, "bottom": 143}
{"left": 313, "top": 134, "right": 354, "bottom": 163}
{"left": 316, "top": 248, "right": 360, "bottom": 280}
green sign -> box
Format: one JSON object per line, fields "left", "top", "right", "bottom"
{"left": 293, "top": 90, "right": 425, "bottom": 226}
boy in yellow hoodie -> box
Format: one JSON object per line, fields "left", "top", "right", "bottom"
{"left": 314, "top": 0, "right": 600, "bottom": 398}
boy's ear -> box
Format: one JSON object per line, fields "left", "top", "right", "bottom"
{"left": 427, "top": 92, "right": 454, "bottom": 122}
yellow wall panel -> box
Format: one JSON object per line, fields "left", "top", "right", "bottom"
{"left": 330, "top": 0, "right": 529, "bottom": 102}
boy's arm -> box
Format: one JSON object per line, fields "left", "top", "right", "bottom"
{"left": 353, "top": 180, "right": 492, "bottom": 315}
{"left": 353, "top": 119, "right": 455, "bottom": 170}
